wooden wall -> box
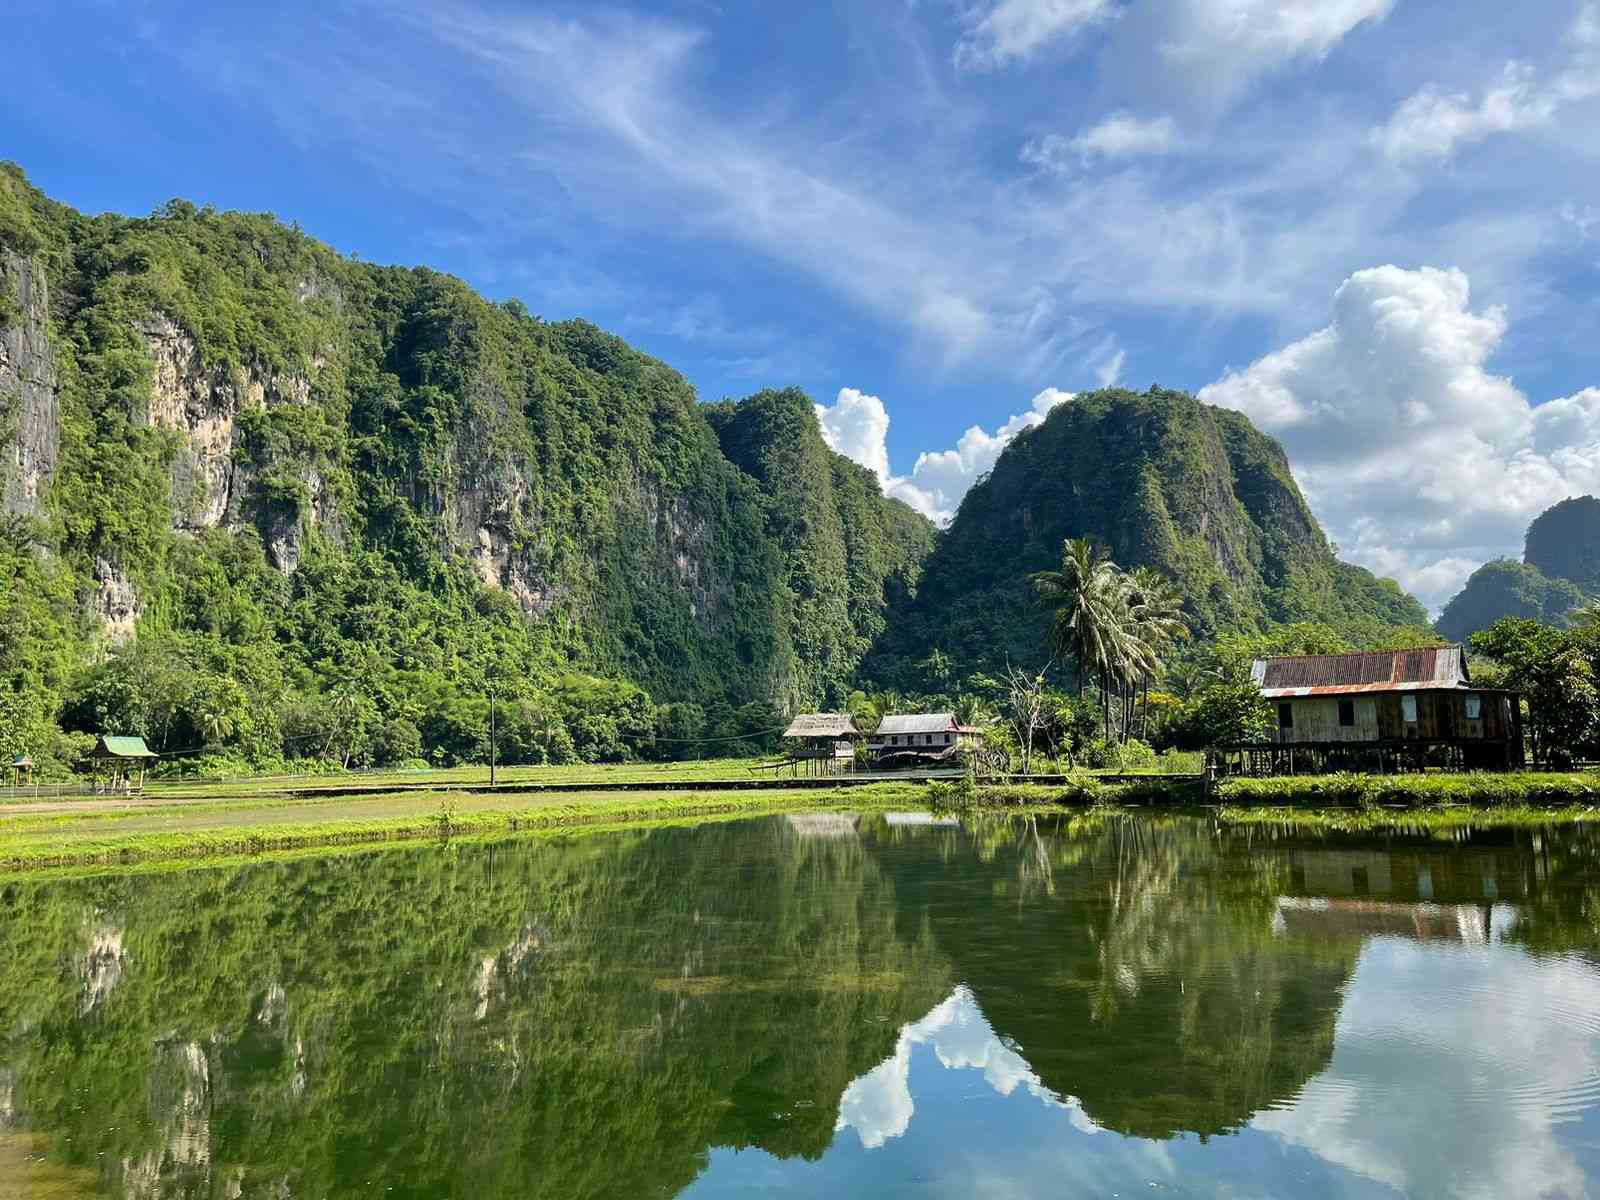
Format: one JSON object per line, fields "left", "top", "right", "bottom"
{"left": 1275, "top": 690, "right": 1515, "bottom": 745}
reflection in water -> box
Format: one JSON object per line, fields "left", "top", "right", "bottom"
{"left": 1, "top": 814, "right": 1599, "bottom": 1198}
{"left": 833, "top": 985, "right": 1097, "bottom": 1149}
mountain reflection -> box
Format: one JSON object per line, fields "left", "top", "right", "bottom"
{"left": 0, "top": 814, "right": 1598, "bottom": 1198}
{"left": 833, "top": 984, "right": 1096, "bottom": 1150}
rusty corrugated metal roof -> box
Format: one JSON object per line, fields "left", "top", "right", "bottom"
{"left": 1250, "top": 646, "right": 1470, "bottom": 698}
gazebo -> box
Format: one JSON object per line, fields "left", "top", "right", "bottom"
{"left": 10, "top": 754, "right": 33, "bottom": 791}
{"left": 90, "top": 735, "right": 158, "bottom": 794}
{"left": 781, "top": 714, "right": 862, "bottom": 776}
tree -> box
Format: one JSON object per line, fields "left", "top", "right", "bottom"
{"left": 1003, "top": 664, "right": 1052, "bottom": 775}
{"left": 1472, "top": 619, "right": 1598, "bottom": 764}
{"left": 1031, "top": 538, "right": 1121, "bottom": 701}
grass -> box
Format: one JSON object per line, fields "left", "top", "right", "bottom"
{"left": 1217, "top": 804, "right": 1600, "bottom": 834}
{"left": 0, "top": 756, "right": 891, "bottom": 807}
{"left": 1215, "top": 771, "right": 1600, "bottom": 809}
{"left": 0, "top": 782, "right": 929, "bottom": 873}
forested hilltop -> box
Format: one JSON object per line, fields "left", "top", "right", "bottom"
{"left": 866, "top": 386, "right": 1430, "bottom": 689}
{"left": 1437, "top": 496, "right": 1600, "bottom": 641}
{"left": 1, "top": 166, "right": 1429, "bottom": 774}
{"left": 0, "top": 165, "right": 929, "bottom": 771}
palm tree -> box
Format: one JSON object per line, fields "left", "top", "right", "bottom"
{"left": 1122, "top": 566, "right": 1190, "bottom": 740}
{"left": 1030, "top": 538, "right": 1124, "bottom": 702}
{"left": 1032, "top": 541, "right": 1189, "bottom": 744}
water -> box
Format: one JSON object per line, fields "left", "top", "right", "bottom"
{"left": 2, "top": 812, "right": 1599, "bottom": 1198}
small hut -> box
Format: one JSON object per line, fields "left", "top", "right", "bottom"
{"left": 90, "top": 735, "right": 158, "bottom": 794}
{"left": 782, "top": 714, "right": 862, "bottom": 776}
{"left": 10, "top": 754, "right": 33, "bottom": 791}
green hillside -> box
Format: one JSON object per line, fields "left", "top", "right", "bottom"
{"left": 0, "top": 165, "right": 927, "bottom": 769}
{"left": 864, "top": 387, "right": 1428, "bottom": 688}
{"left": 1436, "top": 496, "right": 1600, "bottom": 641}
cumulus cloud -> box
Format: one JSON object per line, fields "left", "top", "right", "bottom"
{"left": 1022, "top": 112, "right": 1179, "bottom": 172}
{"left": 953, "top": 0, "right": 1117, "bottom": 71}
{"left": 1198, "top": 264, "right": 1600, "bottom": 609}
{"left": 814, "top": 386, "right": 1075, "bottom": 524}
{"left": 1373, "top": 3, "right": 1600, "bottom": 162}
{"left": 834, "top": 986, "right": 1097, "bottom": 1150}
{"left": 814, "top": 388, "right": 892, "bottom": 483}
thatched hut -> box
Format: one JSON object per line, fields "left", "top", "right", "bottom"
{"left": 782, "top": 713, "right": 862, "bottom": 776}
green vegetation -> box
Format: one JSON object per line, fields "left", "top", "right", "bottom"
{"left": 0, "top": 781, "right": 929, "bottom": 870}
{"left": 1218, "top": 804, "right": 1600, "bottom": 832}
{"left": 1216, "top": 771, "right": 1600, "bottom": 808}
{"left": 1524, "top": 495, "right": 1600, "bottom": 592}
{"left": 1, "top": 168, "right": 1445, "bottom": 785}
{"left": 1471, "top": 614, "right": 1600, "bottom": 764}
{"left": 0, "top": 165, "right": 932, "bottom": 774}
{"left": 865, "top": 386, "right": 1429, "bottom": 691}
{"left": 1438, "top": 495, "right": 1600, "bottom": 641}
{"left": 1030, "top": 537, "right": 1189, "bottom": 742}
{"left": 1437, "top": 559, "right": 1586, "bottom": 642}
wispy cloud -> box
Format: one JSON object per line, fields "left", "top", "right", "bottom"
{"left": 1373, "top": 2, "right": 1600, "bottom": 162}
{"left": 1022, "top": 112, "right": 1179, "bottom": 171}
{"left": 952, "top": 0, "right": 1117, "bottom": 71}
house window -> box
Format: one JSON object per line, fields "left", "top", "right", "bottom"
{"left": 1338, "top": 699, "right": 1355, "bottom": 727}
{"left": 1278, "top": 702, "right": 1294, "bottom": 730}
{"left": 1464, "top": 693, "right": 1481, "bottom": 720}
{"left": 1401, "top": 694, "right": 1418, "bottom": 723}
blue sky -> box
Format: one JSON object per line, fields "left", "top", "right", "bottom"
{"left": 6, "top": 0, "right": 1599, "bottom": 606}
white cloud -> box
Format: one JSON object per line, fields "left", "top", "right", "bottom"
{"left": 1373, "top": 3, "right": 1600, "bottom": 162}
{"left": 814, "top": 388, "right": 893, "bottom": 484}
{"left": 1562, "top": 202, "right": 1600, "bottom": 239}
{"left": 834, "top": 986, "right": 1096, "bottom": 1150}
{"left": 1022, "top": 112, "right": 1179, "bottom": 172}
{"left": 1159, "top": 0, "right": 1394, "bottom": 69}
{"left": 953, "top": 0, "right": 1117, "bottom": 71}
{"left": 1199, "top": 264, "right": 1600, "bottom": 608}
{"left": 1095, "top": 0, "right": 1394, "bottom": 113}
{"left": 815, "top": 387, "right": 1075, "bottom": 524}
{"left": 1095, "top": 346, "right": 1127, "bottom": 387}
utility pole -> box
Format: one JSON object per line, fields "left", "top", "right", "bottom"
{"left": 489, "top": 683, "right": 498, "bottom": 787}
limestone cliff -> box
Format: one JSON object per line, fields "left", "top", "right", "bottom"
{"left": 0, "top": 250, "right": 59, "bottom": 522}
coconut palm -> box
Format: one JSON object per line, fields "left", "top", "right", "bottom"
{"left": 1030, "top": 538, "right": 1123, "bottom": 700}
{"left": 1032, "top": 541, "right": 1188, "bottom": 744}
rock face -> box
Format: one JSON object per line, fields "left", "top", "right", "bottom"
{"left": 139, "top": 314, "right": 338, "bottom": 573}
{"left": 0, "top": 250, "right": 60, "bottom": 521}
{"left": 866, "top": 387, "right": 1430, "bottom": 687}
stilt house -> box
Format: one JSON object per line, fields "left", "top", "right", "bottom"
{"left": 1219, "top": 645, "right": 1523, "bottom": 775}
{"left": 782, "top": 714, "right": 862, "bottom": 775}
{"left": 867, "top": 713, "right": 984, "bottom": 768}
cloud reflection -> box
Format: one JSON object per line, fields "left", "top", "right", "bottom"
{"left": 1254, "top": 940, "right": 1600, "bottom": 1199}
{"left": 834, "top": 985, "right": 1099, "bottom": 1149}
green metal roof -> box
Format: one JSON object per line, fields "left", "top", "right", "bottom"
{"left": 94, "top": 735, "right": 157, "bottom": 758}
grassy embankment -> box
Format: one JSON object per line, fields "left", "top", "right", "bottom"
{"left": 0, "top": 780, "right": 929, "bottom": 872}
{"left": 947, "top": 770, "right": 1600, "bottom": 826}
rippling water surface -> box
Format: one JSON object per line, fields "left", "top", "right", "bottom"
{"left": 2, "top": 812, "right": 1599, "bottom": 1198}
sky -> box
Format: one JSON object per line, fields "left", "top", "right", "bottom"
{"left": 6, "top": 0, "right": 1599, "bottom": 609}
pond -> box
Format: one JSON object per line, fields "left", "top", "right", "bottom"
{"left": 2, "top": 811, "right": 1599, "bottom": 1198}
